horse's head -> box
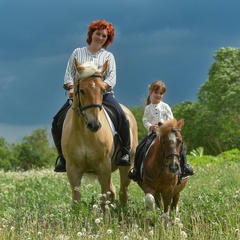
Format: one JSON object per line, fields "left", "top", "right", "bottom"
{"left": 158, "top": 118, "right": 184, "bottom": 175}
{"left": 73, "top": 58, "right": 108, "bottom": 132}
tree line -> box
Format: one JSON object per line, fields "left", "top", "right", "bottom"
{"left": 0, "top": 47, "right": 239, "bottom": 171}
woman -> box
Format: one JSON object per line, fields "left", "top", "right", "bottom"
{"left": 128, "top": 80, "right": 194, "bottom": 181}
{"left": 52, "top": 20, "right": 131, "bottom": 172}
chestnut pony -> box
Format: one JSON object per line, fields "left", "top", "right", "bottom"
{"left": 62, "top": 59, "right": 138, "bottom": 209}
{"left": 138, "top": 118, "right": 188, "bottom": 223}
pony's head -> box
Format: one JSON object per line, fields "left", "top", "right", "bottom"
{"left": 158, "top": 118, "right": 184, "bottom": 174}
{"left": 72, "top": 58, "right": 108, "bottom": 132}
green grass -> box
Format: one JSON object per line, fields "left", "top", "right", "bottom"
{"left": 0, "top": 159, "right": 240, "bottom": 239}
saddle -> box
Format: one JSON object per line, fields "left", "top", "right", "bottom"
{"left": 102, "top": 101, "right": 122, "bottom": 133}
{"left": 135, "top": 133, "right": 157, "bottom": 179}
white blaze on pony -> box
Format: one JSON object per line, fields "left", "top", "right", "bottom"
{"left": 61, "top": 59, "right": 138, "bottom": 210}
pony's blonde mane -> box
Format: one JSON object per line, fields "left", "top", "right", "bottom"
{"left": 76, "top": 62, "right": 98, "bottom": 78}
{"left": 158, "top": 119, "right": 177, "bottom": 136}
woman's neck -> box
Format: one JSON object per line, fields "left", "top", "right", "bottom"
{"left": 87, "top": 45, "right": 102, "bottom": 54}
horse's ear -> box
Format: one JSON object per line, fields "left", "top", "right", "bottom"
{"left": 74, "top": 58, "right": 84, "bottom": 74}
{"left": 177, "top": 118, "right": 184, "bottom": 130}
{"left": 99, "top": 60, "right": 108, "bottom": 75}
{"left": 158, "top": 122, "right": 163, "bottom": 127}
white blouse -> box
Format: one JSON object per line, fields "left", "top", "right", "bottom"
{"left": 142, "top": 102, "right": 174, "bottom": 134}
{"left": 64, "top": 47, "right": 116, "bottom": 93}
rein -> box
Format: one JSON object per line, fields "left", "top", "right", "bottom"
{"left": 145, "top": 128, "right": 181, "bottom": 182}
{"left": 72, "top": 74, "right": 103, "bottom": 116}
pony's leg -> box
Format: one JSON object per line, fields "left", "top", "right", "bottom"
{"left": 145, "top": 193, "right": 156, "bottom": 210}
{"left": 171, "top": 192, "right": 180, "bottom": 213}
{"left": 67, "top": 166, "right": 83, "bottom": 209}
{"left": 118, "top": 167, "right": 131, "bottom": 204}
{"left": 161, "top": 195, "right": 174, "bottom": 226}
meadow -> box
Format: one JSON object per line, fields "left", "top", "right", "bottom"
{"left": 0, "top": 154, "right": 239, "bottom": 240}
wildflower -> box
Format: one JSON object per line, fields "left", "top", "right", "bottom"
{"left": 102, "top": 193, "right": 107, "bottom": 198}
{"left": 95, "top": 218, "right": 101, "bottom": 224}
{"left": 180, "top": 231, "right": 187, "bottom": 239}
{"left": 77, "top": 232, "right": 83, "bottom": 237}
{"left": 178, "top": 223, "right": 183, "bottom": 229}
{"left": 106, "top": 229, "right": 112, "bottom": 234}
{"left": 37, "top": 232, "right": 42, "bottom": 236}
{"left": 148, "top": 230, "right": 154, "bottom": 236}
{"left": 107, "top": 191, "right": 111, "bottom": 196}
{"left": 74, "top": 186, "right": 80, "bottom": 192}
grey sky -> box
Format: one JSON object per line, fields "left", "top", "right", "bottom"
{"left": 1, "top": 0, "right": 239, "bottom": 142}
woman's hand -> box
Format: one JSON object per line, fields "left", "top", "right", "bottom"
{"left": 68, "top": 88, "right": 74, "bottom": 99}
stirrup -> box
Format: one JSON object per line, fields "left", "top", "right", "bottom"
{"left": 128, "top": 168, "right": 138, "bottom": 181}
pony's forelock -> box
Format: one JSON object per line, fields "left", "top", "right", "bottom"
{"left": 159, "top": 119, "right": 177, "bottom": 135}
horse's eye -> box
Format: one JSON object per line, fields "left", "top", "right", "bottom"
{"left": 79, "top": 89, "right": 85, "bottom": 95}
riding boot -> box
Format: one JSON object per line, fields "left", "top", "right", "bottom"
{"left": 115, "top": 120, "right": 131, "bottom": 166}
{"left": 52, "top": 130, "right": 66, "bottom": 172}
{"left": 180, "top": 146, "right": 194, "bottom": 177}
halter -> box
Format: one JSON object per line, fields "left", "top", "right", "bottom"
{"left": 72, "top": 73, "right": 103, "bottom": 116}
{"left": 145, "top": 128, "right": 182, "bottom": 181}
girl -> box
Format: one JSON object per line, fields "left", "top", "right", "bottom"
{"left": 128, "top": 81, "right": 194, "bottom": 181}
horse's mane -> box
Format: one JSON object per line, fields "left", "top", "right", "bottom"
{"left": 76, "top": 61, "right": 98, "bottom": 78}
{"left": 158, "top": 118, "right": 177, "bottom": 136}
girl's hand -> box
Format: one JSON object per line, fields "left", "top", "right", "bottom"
{"left": 149, "top": 124, "right": 158, "bottom": 132}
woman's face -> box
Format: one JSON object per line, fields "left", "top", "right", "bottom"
{"left": 91, "top": 29, "right": 108, "bottom": 47}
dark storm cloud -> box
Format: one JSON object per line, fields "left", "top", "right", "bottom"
{"left": 0, "top": 0, "right": 240, "bottom": 141}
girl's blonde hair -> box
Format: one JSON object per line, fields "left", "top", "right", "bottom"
{"left": 146, "top": 80, "right": 167, "bottom": 105}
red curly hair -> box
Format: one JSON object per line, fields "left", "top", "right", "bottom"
{"left": 86, "top": 19, "right": 115, "bottom": 49}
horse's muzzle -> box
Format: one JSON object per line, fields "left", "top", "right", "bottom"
{"left": 87, "top": 121, "right": 102, "bottom": 132}
{"left": 168, "top": 162, "right": 180, "bottom": 174}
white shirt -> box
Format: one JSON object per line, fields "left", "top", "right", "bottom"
{"left": 142, "top": 102, "right": 174, "bottom": 134}
{"left": 64, "top": 47, "right": 116, "bottom": 93}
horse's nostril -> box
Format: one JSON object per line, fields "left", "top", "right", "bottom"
{"left": 87, "top": 122, "right": 101, "bottom": 132}
{"left": 169, "top": 163, "right": 179, "bottom": 174}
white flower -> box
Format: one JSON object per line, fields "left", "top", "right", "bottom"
{"left": 148, "top": 230, "right": 154, "bottom": 236}
{"left": 95, "top": 218, "right": 101, "bottom": 224}
{"left": 106, "top": 229, "right": 112, "bottom": 234}
{"left": 180, "top": 231, "right": 187, "bottom": 239}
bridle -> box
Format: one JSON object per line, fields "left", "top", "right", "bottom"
{"left": 145, "top": 128, "right": 182, "bottom": 181}
{"left": 72, "top": 74, "right": 103, "bottom": 116}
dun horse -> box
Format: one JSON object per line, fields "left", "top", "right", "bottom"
{"left": 62, "top": 59, "right": 138, "bottom": 209}
{"left": 138, "top": 118, "right": 188, "bottom": 223}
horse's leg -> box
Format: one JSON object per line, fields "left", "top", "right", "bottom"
{"left": 118, "top": 167, "right": 131, "bottom": 204}
{"left": 67, "top": 165, "right": 83, "bottom": 209}
{"left": 98, "top": 173, "right": 116, "bottom": 207}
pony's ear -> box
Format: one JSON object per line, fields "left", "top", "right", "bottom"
{"left": 74, "top": 58, "right": 84, "bottom": 74}
{"left": 158, "top": 122, "right": 163, "bottom": 127}
{"left": 177, "top": 118, "right": 184, "bottom": 130}
{"left": 99, "top": 60, "right": 108, "bottom": 75}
